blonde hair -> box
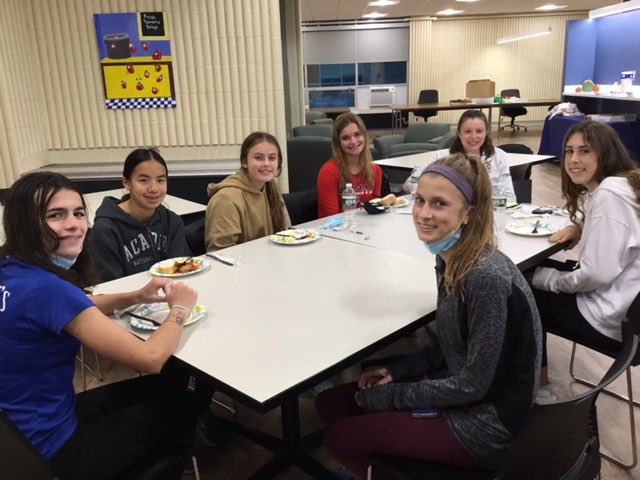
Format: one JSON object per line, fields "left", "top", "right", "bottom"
{"left": 332, "top": 113, "right": 376, "bottom": 190}
{"left": 424, "top": 153, "right": 496, "bottom": 296}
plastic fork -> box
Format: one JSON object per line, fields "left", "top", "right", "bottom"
{"left": 531, "top": 220, "right": 541, "bottom": 234}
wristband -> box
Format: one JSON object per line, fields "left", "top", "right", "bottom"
{"left": 169, "top": 305, "right": 193, "bottom": 325}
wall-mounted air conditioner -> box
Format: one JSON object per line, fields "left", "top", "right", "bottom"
{"left": 369, "top": 86, "right": 395, "bottom": 106}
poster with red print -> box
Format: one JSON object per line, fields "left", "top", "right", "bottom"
{"left": 94, "top": 12, "right": 176, "bottom": 109}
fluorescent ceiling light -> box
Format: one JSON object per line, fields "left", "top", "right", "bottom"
{"left": 437, "top": 9, "right": 465, "bottom": 15}
{"left": 497, "top": 27, "right": 552, "bottom": 44}
{"left": 367, "top": 0, "right": 400, "bottom": 6}
{"left": 535, "top": 4, "right": 567, "bottom": 11}
{"left": 363, "top": 11, "right": 389, "bottom": 18}
{"left": 589, "top": 0, "right": 640, "bottom": 19}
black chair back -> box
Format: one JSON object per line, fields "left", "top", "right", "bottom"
{"left": 414, "top": 90, "right": 439, "bottom": 121}
{"left": 499, "top": 144, "right": 534, "bottom": 181}
{"left": 283, "top": 188, "right": 318, "bottom": 226}
{"left": 500, "top": 89, "right": 527, "bottom": 119}
{"left": 0, "top": 410, "right": 57, "bottom": 480}
{"left": 184, "top": 215, "right": 206, "bottom": 255}
{"left": 286, "top": 136, "right": 333, "bottom": 192}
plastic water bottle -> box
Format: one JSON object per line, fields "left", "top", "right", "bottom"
{"left": 492, "top": 184, "right": 507, "bottom": 231}
{"left": 342, "top": 183, "right": 358, "bottom": 231}
{"left": 409, "top": 166, "right": 421, "bottom": 199}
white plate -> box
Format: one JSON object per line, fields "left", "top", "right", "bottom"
{"left": 127, "top": 303, "right": 207, "bottom": 331}
{"left": 506, "top": 221, "right": 559, "bottom": 237}
{"left": 391, "top": 198, "right": 410, "bottom": 208}
{"left": 270, "top": 229, "right": 321, "bottom": 245}
{"left": 150, "top": 257, "right": 209, "bottom": 277}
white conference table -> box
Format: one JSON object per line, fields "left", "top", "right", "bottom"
{"left": 83, "top": 189, "right": 206, "bottom": 224}
{"left": 93, "top": 196, "right": 567, "bottom": 477}
{"left": 94, "top": 235, "right": 439, "bottom": 478}
{"left": 374, "top": 149, "right": 556, "bottom": 171}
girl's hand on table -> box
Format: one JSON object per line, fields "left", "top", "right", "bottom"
{"left": 135, "top": 278, "right": 172, "bottom": 304}
{"left": 358, "top": 367, "right": 393, "bottom": 389}
{"left": 549, "top": 225, "right": 580, "bottom": 249}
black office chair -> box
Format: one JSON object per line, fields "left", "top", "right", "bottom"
{"left": 556, "top": 291, "right": 640, "bottom": 469}
{"left": 499, "top": 89, "right": 528, "bottom": 132}
{"left": 184, "top": 214, "right": 206, "bottom": 255}
{"left": 286, "top": 136, "right": 333, "bottom": 192}
{"left": 283, "top": 188, "right": 318, "bottom": 226}
{"left": 414, "top": 90, "right": 439, "bottom": 122}
{"left": 369, "top": 293, "right": 640, "bottom": 480}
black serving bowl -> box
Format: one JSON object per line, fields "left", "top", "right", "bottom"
{"left": 363, "top": 201, "right": 388, "bottom": 214}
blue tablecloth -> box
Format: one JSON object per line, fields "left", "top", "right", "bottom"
{"left": 538, "top": 115, "right": 640, "bottom": 162}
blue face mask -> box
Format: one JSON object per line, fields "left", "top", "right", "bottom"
{"left": 421, "top": 208, "right": 470, "bottom": 256}
{"left": 51, "top": 255, "right": 77, "bottom": 270}
{"left": 423, "top": 229, "right": 462, "bottom": 255}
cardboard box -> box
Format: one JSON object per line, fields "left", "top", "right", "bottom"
{"left": 466, "top": 79, "right": 495, "bottom": 99}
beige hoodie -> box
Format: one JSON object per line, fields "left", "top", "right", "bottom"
{"left": 205, "top": 170, "right": 291, "bottom": 251}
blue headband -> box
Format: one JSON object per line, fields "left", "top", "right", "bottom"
{"left": 422, "top": 164, "right": 476, "bottom": 205}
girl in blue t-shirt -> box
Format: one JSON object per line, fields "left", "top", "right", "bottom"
{"left": 0, "top": 172, "right": 212, "bottom": 479}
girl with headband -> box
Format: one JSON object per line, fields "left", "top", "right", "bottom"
{"left": 316, "top": 153, "right": 541, "bottom": 478}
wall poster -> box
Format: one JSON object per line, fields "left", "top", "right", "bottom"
{"left": 94, "top": 12, "right": 176, "bottom": 109}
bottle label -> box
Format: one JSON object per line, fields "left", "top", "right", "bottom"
{"left": 343, "top": 197, "right": 358, "bottom": 209}
{"left": 492, "top": 197, "right": 507, "bottom": 209}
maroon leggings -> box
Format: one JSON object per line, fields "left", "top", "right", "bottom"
{"left": 316, "top": 382, "right": 482, "bottom": 479}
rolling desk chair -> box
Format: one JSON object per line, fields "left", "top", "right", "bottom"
{"left": 414, "top": 90, "right": 439, "bottom": 122}
{"left": 499, "top": 89, "right": 528, "bottom": 132}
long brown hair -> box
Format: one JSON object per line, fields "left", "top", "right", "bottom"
{"left": 0, "top": 172, "right": 98, "bottom": 290}
{"left": 423, "top": 153, "right": 496, "bottom": 296}
{"left": 332, "top": 113, "right": 376, "bottom": 190}
{"left": 450, "top": 109, "right": 495, "bottom": 158}
{"left": 239, "top": 132, "right": 288, "bottom": 231}
{"left": 561, "top": 121, "right": 639, "bottom": 224}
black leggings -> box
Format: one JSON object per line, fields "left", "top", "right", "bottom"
{"left": 50, "top": 360, "right": 214, "bottom": 480}
{"left": 532, "top": 288, "right": 621, "bottom": 366}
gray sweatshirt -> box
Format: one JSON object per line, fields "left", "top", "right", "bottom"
{"left": 362, "top": 249, "right": 542, "bottom": 467}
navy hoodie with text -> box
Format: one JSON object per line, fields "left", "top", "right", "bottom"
{"left": 90, "top": 196, "right": 190, "bottom": 281}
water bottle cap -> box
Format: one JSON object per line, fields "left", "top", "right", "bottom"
{"left": 346, "top": 183, "right": 352, "bottom": 187}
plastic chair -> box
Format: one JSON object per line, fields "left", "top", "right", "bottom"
{"left": 557, "top": 292, "right": 640, "bottom": 469}
{"left": 499, "top": 89, "right": 528, "bottom": 132}
{"left": 414, "top": 90, "right": 439, "bottom": 122}
{"left": 374, "top": 123, "right": 450, "bottom": 159}
{"left": 283, "top": 188, "right": 318, "bottom": 226}
{"left": 499, "top": 144, "right": 534, "bottom": 181}
{"left": 292, "top": 124, "right": 333, "bottom": 138}
{"left": 286, "top": 136, "right": 333, "bottom": 192}
{"left": 184, "top": 215, "right": 206, "bottom": 255}
{"left": 0, "top": 410, "right": 57, "bottom": 480}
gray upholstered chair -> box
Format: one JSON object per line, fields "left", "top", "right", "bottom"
{"left": 305, "top": 111, "right": 334, "bottom": 125}
{"left": 374, "top": 123, "right": 450, "bottom": 158}
{"left": 286, "top": 136, "right": 333, "bottom": 192}
{"left": 292, "top": 124, "right": 333, "bottom": 138}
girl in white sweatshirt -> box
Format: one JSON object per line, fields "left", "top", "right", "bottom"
{"left": 531, "top": 120, "right": 640, "bottom": 385}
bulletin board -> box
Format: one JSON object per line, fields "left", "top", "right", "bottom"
{"left": 94, "top": 12, "right": 176, "bottom": 109}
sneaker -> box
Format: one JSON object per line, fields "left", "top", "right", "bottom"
{"left": 535, "top": 387, "right": 557, "bottom": 404}
{"left": 196, "top": 412, "right": 233, "bottom": 447}
{"left": 311, "top": 380, "right": 334, "bottom": 396}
